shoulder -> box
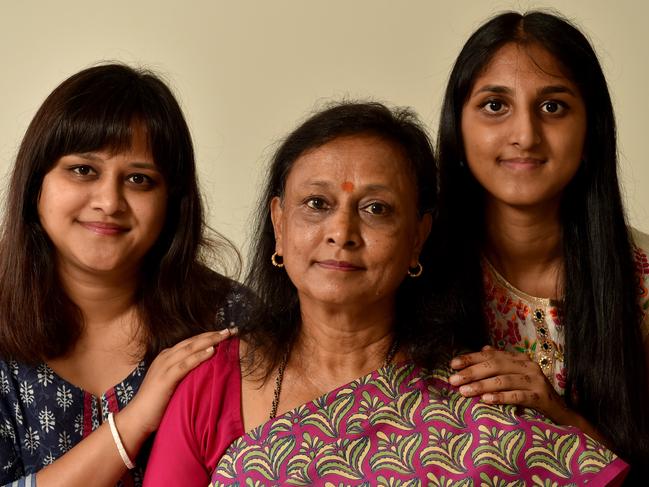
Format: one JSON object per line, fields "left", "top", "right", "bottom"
{"left": 215, "top": 280, "right": 256, "bottom": 330}
{"left": 173, "top": 336, "right": 241, "bottom": 406}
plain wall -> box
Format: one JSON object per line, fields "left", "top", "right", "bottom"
{"left": 1, "top": 0, "right": 647, "bottom": 263}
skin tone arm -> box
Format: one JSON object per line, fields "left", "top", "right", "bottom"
{"left": 31, "top": 329, "right": 234, "bottom": 487}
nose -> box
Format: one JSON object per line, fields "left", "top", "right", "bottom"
{"left": 326, "top": 207, "right": 360, "bottom": 249}
{"left": 509, "top": 107, "right": 542, "bottom": 149}
{"left": 91, "top": 177, "right": 126, "bottom": 215}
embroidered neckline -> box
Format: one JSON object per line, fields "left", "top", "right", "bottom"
{"left": 482, "top": 257, "right": 561, "bottom": 308}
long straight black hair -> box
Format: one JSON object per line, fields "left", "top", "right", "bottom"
{"left": 436, "top": 11, "right": 649, "bottom": 475}
{"left": 0, "top": 64, "right": 239, "bottom": 364}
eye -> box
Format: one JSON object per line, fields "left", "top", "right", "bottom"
{"left": 540, "top": 100, "right": 566, "bottom": 115}
{"left": 126, "top": 173, "right": 155, "bottom": 188}
{"left": 481, "top": 99, "right": 507, "bottom": 114}
{"left": 71, "top": 165, "right": 95, "bottom": 176}
{"left": 305, "top": 197, "right": 328, "bottom": 210}
{"left": 362, "top": 201, "right": 390, "bottom": 216}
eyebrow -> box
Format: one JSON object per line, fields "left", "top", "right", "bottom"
{"left": 302, "top": 180, "right": 394, "bottom": 192}
{"left": 473, "top": 84, "right": 577, "bottom": 97}
{"left": 73, "top": 152, "right": 158, "bottom": 171}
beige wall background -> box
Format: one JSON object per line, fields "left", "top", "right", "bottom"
{"left": 1, "top": 0, "right": 647, "bottom": 263}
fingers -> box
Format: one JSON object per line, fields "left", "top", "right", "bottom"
{"left": 151, "top": 328, "right": 236, "bottom": 381}
{"left": 454, "top": 373, "right": 536, "bottom": 397}
{"left": 450, "top": 355, "right": 534, "bottom": 386}
{"left": 450, "top": 348, "right": 520, "bottom": 370}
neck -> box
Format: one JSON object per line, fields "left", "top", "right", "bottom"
{"left": 57, "top": 261, "right": 139, "bottom": 330}
{"left": 484, "top": 199, "right": 563, "bottom": 298}
{"left": 292, "top": 299, "right": 397, "bottom": 384}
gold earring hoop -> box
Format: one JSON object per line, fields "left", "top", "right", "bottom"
{"left": 407, "top": 262, "right": 423, "bottom": 278}
{"left": 271, "top": 252, "right": 284, "bottom": 268}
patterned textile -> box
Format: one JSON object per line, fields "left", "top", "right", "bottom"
{"left": 0, "top": 287, "right": 250, "bottom": 487}
{"left": 482, "top": 243, "right": 649, "bottom": 396}
{"left": 209, "top": 361, "right": 627, "bottom": 486}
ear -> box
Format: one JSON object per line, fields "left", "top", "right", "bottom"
{"left": 270, "top": 196, "right": 284, "bottom": 255}
{"left": 410, "top": 212, "right": 432, "bottom": 267}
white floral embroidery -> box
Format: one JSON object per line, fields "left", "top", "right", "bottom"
{"left": 43, "top": 451, "right": 55, "bottom": 466}
{"left": 0, "top": 418, "right": 15, "bottom": 441}
{"left": 56, "top": 384, "right": 73, "bottom": 411}
{"left": 0, "top": 370, "right": 9, "bottom": 395}
{"left": 36, "top": 363, "right": 54, "bottom": 387}
{"left": 116, "top": 383, "right": 134, "bottom": 405}
{"left": 24, "top": 426, "right": 40, "bottom": 453}
{"left": 39, "top": 406, "right": 56, "bottom": 433}
{"left": 8, "top": 361, "right": 19, "bottom": 378}
{"left": 13, "top": 402, "right": 23, "bottom": 425}
{"left": 58, "top": 430, "right": 72, "bottom": 453}
{"left": 19, "top": 381, "right": 35, "bottom": 405}
{"left": 74, "top": 413, "right": 84, "bottom": 435}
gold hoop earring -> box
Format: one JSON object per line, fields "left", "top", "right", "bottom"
{"left": 271, "top": 252, "right": 284, "bottom": 268}
{"left": 408, "top": 262, "right": 423, "bottom": 278}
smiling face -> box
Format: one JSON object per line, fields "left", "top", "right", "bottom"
{"left": 38, "top": 126, "right": 168, "bottom": 278}
{"left": 270, "top": 134, "right": 431, "bottom": 312}
{"left": 461, "top": 42, "right": 587, "bottom": 210}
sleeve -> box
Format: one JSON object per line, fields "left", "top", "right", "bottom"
{"left": 1, "top": 474, "right": 37, "bottom": 487}
{"left": 0, "top": 365, "right": 26, "bottom": 485}
{"left": 143, "top": 338, "right": 243, "bottom": 487}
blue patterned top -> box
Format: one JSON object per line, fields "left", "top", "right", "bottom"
{"left": 0, "top": 285, "right": 250, "bottom": 487}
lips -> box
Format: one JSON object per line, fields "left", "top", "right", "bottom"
{"left": 79, "top": 221, "right": 128, "bottom": 236}
{"left": 316, "top": 260, "right": 364, "bottom": 271}
{"left": 498, "top": 157, "right": 546, "bottom": 170}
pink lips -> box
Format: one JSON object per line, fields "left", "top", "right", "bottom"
{"left": 79, "top": 221, "right": 128, "bottom": 236}
{"left": 317, "top": 260, "right": 363, "bottom": 271}
{"left": 499, "top": 157, "right": 545, "bottom": 170}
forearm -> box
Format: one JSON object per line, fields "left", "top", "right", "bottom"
{"left": 35, "top": 405, "right": 148, "bottom": 487}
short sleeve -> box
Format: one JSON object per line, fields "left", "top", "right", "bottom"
{"left": 143, "top": 337, "right": 243, "bottom": 487}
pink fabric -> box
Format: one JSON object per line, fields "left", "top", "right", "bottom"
{"left": 143, "top": 337, "right": 244, "bottom": 487}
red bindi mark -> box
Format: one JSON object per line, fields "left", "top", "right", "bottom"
{"left": 341, "top": 181, "right": 354, "bottom": 192}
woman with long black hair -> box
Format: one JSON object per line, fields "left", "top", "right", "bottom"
{"left": 435, "top": 10, "right": 649, "bottom": 480}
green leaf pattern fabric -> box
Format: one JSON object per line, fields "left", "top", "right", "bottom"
{"left": 210, "top": 362, "right": 627, "bottom": 485}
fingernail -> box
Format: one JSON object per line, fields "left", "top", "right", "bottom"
{"left": 450, "top": 358, "right": 461, "bottom": 368}
{"left": 449, "top": 374, "right": 462, "bottom": 385}
{"left": 205, "top": 346, "right": 214, "bottom": 354}
{"left": 482, "top": 393, "right": 494, "bottom": 402}
{"left": 459, "top": 385, "right": 473, "bottom": 395}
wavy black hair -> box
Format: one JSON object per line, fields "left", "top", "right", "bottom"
{"left": 0, "top": 63, "right": 239, "bottom": 364}
{"left": 436, "top": 10, "right": 649, "bottom": 476}
{"left": 242, "top": 101, "right": 452, "bottom": 379}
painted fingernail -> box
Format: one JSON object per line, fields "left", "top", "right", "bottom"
{"left": 450, "top": 358, "right": 462, "bottom": 368}
{"left": 459, "top": 385, "right": 474, "bottom": 395}
{"left": 482, "top": 393, "right": 495, "bottom": 402}
{"left": 449, "top": 374, "right": 462, "bottom": 385}
{"left": 205, "top": 346, "right": 214, "bottom": 354}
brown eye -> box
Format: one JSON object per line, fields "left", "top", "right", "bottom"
{"left": 306, "top": 197, "right": 328, "bottom": 210}
{"left": 72, "top": 165, "right": 94, "bottom": 176}
{"left": 127, "top": 174, "right": 153, "bottom": 186}
{"left": 362, "top": 202, "right": 390, "bottom": 216}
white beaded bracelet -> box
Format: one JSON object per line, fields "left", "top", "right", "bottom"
{"left": 107, "top": 412, "right": 135, "bottom": 470}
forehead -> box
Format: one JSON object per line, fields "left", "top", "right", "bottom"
{"left": 472, "top": 42, "right": 577, "bottom": 91}
{"left": 285, "top": 134, "right": 413, "bottom": 187}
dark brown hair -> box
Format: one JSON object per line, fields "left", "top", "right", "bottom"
{"left": 0, "top": 63, "right": 239, "bottom": 364}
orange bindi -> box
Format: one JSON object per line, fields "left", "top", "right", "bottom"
{"left": 341, "top": 181, "right": 354, "bottom": 192}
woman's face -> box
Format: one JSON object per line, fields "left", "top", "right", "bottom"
{"left": 461, "top": 42, "right": 587, "bottom": 209}
{"left": 38, "top": 126, "right": 168, "bottom": 277}
{"left": 271, "top": 134, "right": 431, "bottom": 311}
